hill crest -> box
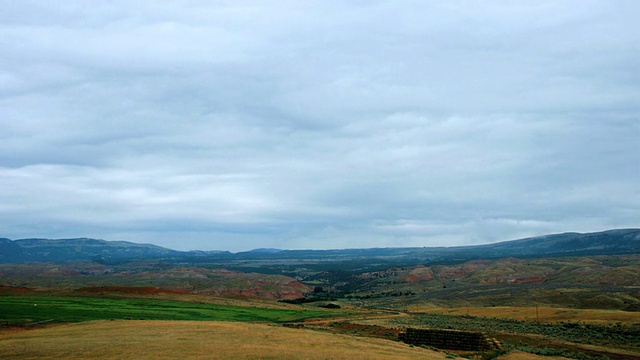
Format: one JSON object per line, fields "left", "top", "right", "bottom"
{"left": 0, "top": 228, "right": 638, "bottom": 264}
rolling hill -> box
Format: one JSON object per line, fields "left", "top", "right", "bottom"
{"left": 1, "top": 229, "right": 638, "bottom": 264}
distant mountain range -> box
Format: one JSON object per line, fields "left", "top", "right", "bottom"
{"left": 0, "top": 237, "right": 229, "bottom": 263}
{"left": 1, "top": 229, "right": 638, "bottom": 264}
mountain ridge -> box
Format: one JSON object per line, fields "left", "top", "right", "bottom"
{"left": 0, "top": 228, "right": 638, "bottom": 264}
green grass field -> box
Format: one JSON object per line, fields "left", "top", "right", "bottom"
{"left": 0, "top": 295, "right": 343, "bottom": 325}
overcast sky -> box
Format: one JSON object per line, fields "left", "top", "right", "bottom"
{"left": 1, "top": 1, "right": 638, "bottom": 251}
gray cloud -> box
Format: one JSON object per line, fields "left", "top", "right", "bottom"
{"left": 1, "top": 1, "right": 638, "bottom": 251}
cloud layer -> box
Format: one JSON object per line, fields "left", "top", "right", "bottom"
{"left": 1, "top": 1, "right": 638, "bottom": 251}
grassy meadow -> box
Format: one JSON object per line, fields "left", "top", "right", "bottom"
{"left": 3, "top": 295, "right": 640, "bottom": 359}
{"left": 0, "top": 295, "right": 344, "bottom": 325}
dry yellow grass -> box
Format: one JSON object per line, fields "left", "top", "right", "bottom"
{"left": 495, "top": 350, "right": 569, "bottom": 360}
{"left": 0, "top": 320, "right": 448, "bottom": 359}
{"left": 406, "top": 305, "right": 640, "bottom": 324}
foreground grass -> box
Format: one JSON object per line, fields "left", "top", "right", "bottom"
{"left": 0, "top": 295, "right": 344, "bottom": 324}
{"left": 0, "top": 320, "right": 448, "bottom": 360}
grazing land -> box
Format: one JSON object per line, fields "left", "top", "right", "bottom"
{"left": 372, "top": 310, "right": 640, "bottom": 360}
{"left": 1, "top": 229, "right": 639, "bottom": 359}
{"left": 0, "top": 320, "right": 448, "bottom": 360}
{"left": 4, "top": 294, "right": 636, "bottom": 359}
{"left": 0, "top": 295, "right": 345, "bottom": 325}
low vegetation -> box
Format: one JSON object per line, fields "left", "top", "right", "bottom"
{"left": 0, "top": 295, "right": 345, "bottom": 325}
{"left": 407, "top": 306, "right": 640, "bottom": 324}
{"left": 381, "top": 311, "right": 640, "bottom": 359}
{"left": 389, "top": 313, "right": 640, "bottom": 347}
{"left": 1, "top": 230, "right": 639, "bottom": 359}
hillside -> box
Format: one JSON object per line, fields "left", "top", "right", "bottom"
{"left": 363, "top": 255, "right": 640, "bottom": 288}
{"left": 0, "top": 263, "right": 309, "bottom": 300}
{"left": 1, "top": 229, "right": 639, "bottom": 264}
{"left": 0, "top": 237, "right": 231, "bottom": 263}
{"left": 459, "top": 229, "right": 640, "bottom": 257}
{"left": 0, "top": 320, "right": 448, "bottom": 360}
{"left": 336, "top": 255, "right": 640, "bottom": 309}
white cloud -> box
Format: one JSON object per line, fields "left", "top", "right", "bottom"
{"left": 0, "top": 1, "right": 638, "bottom": 251}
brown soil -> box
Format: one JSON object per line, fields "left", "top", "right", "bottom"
{"left": 325, "top": 322, "right": 402, "bottom": 341}
{"left": 75, "top": 286, "right": 187, "bottom": 295}
{"left": 0, "top": 285, "right": 33, "bottom": 294}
